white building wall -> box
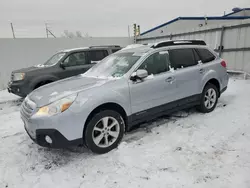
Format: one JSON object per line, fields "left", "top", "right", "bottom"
{"left": 137, "top": 20, "right": 250, "bottom": 74}
{"left": 140, "top": 19, "right": 249, "bottom": 39}
{"left": 0, "top": 37, "right": 133, "bottom": 89}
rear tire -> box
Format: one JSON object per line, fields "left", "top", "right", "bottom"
{"left": 84, "top": 110, "right": 125, "bottom": 154}
{"left": 198, "top": 83, "right": 219, "bottom": 113}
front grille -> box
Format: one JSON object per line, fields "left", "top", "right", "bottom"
{"left": 20, "top": 98, "right": 36, "bottom": 120}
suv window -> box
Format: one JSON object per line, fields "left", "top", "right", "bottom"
{"left": 169, "top": 49, "right": 196, "bottom": 69}
{"left": 44, "top": 52, "right": 66, "bottom": 66}
{"left": 63, "top": 52, "right": 87, "bottom": 66}
{"left": 138, "top": 51, "right": 170, "bottom": 75}
{"left": 196, "top": 48, "right": 216, "bottom": 63}
{"left": 112, "top": 49, "right": 120, "bottom": 53}
{"left": 89, "top": 50, "right": 108, "bottom": 62}
{"left": 85, "top": 52, "right": 140, "bottom": 78}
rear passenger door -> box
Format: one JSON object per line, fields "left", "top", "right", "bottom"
{"left": 169, "top": 48, "right": 202, "bottom": 101}
{"left": 88, "top": 50, "right": 109, "bottom": 64}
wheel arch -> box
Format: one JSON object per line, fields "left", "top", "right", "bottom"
{"left": 83, "top": 102, "right": 128, "bottom": 133}
{"left": 31, "top": 75, "right": 58, "bottom": 90}
{"left": 34, "top": 80, "right": 53, "bottom": 89}
{"left": 203, "top": 78, "right": 221, "bottom": 96}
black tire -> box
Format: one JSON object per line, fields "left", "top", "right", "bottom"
{"left": 197, "top": 83, "right": 219, "bottom": 113}
{"left": 84, "top": 110, "right": 125, "bottom": 154}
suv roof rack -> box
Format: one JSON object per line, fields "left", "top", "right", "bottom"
{"left": 152, "top": 40, "right": 206, "bottom": 48}
{"left": 89, "top": 45, "right": 121, "bottom": 48}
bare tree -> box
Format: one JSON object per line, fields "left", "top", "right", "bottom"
{"left": 62, "top": 30, "right": 91, "bottom": 38}
{"left": 76, "top": 31, "right": 83, "bottom": 38}
{"left": 63, "top": 30, "right": 75, "bottom": 38}
{"left": 84, "top": 32, "right": 90, "bottom": 37}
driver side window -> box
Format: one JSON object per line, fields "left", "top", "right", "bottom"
{"left": 138, "top": 51, "right": 170, "bottom": 75}
{"left": 63, "top": 52, "right": 88, "bottom": 67}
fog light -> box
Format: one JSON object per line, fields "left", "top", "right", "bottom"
{"left": 45, "top": 135, "right": 53, "bottom": 144}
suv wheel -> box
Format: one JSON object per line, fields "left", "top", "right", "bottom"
{"left": 198, "top": 83, "right": 219, "bottom": 113}
{"left": 84, "top": 110, "right": 125, "bottom": 154}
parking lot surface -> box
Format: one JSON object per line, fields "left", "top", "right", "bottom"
{"left": 0, "top": 78, "right": 250, "bottom": 188}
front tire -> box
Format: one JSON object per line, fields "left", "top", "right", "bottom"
{"left": 84, "top": 110, "right": 125, "bottom": 154}
{"left": 198, "top": 83, "right": 219, "bottom": 113}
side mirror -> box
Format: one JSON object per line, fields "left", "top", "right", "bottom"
{"left": 131, "top": 69, "right": 148, "bottom": 81}
{"left": 60, "top": 62, "right": 66, "bottom": 69}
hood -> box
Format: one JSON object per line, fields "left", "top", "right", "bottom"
{"left": 13, "top": 65, "right": 46, "bottom": 73}
{"left": 28, "top": 75, "right": 113, "bottom": 107}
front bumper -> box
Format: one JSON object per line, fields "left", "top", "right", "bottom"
{"left": 24, "top": 126, "right": 82, "bottom": 148}
{"left": 8, "top": 81, "right": 30, "bottom": 97}
{"left": 20, "top": 96, "right": 91, "bottom": 148}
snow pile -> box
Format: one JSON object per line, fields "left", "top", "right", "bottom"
{"left": 0, "top": 79, "right": 250, "bottom": 188}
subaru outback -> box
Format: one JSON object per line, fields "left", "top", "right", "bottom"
{"left": 21, "top": 40, "right": 229, "bottom": 154}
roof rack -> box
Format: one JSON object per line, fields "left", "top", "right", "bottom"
{"left": 89, "top": 45, "right": 121, "bottom": 48}
{"left": 152, "top": 40, "right": 206, "bottom": 48}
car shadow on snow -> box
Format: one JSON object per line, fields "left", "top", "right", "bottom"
{"left": 0, "top": 98, "right": 23, "bottom": 109}
{"left": 26, "top": 142, "right": 95, "bottom": 170}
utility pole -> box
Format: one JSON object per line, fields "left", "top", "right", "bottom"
{"left": 45, "top": 23, "right": 49, "bottom": 38}
{"left": 204, "top": 15, "right": 208, "bottom": 25}
{"left": 137, "top": 25, "right": 140, "bottom": 36}
{"left": 133, "top": 23, "right": 137, "bottom": 43}
{"left": 128, "top": 25, "right": 130, "bottom": 38}
{"left": 10, "top": 23, "right": 15, "bottom": 39}
{"left": 45, "top": 23, "right": 56, "bottom": 38}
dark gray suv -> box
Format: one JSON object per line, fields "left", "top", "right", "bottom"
{"left": 8, "top": 45, "right": 121, "bottom": 97}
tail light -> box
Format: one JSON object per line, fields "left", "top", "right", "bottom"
{"left": 221, "top": 60, "right": 227, "bottom": 68}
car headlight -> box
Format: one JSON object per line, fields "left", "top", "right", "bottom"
{"left": 35, "top": 94, "right": 77, "bottom": 117}
{"left": 13, "top": 73, "right": 25, "bottom": 81}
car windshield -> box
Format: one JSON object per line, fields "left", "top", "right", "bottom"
{"left": 84, "top": 52, "right": 141, "bottom": 78}
{"left": 44, "top": 52, "right": 66, "bottom": 66}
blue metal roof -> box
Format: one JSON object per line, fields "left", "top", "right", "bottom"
{"left": 223, "top": 8, "right": 250, "bottom": 17}
{"left": 140, "top": 15, "right": 250, "bottom": 36}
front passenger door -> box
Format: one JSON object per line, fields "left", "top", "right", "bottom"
{"left": 129, "top": 50, "right": 177, "bottom": 121}
{"left": 57, "top": 51, "right": 92, "bottom": 79}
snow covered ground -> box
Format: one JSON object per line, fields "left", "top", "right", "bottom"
{"left": 0, "top": 78, "right": 250, "bottom": 188}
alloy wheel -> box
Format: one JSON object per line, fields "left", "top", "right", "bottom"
{"left": 92, "top": 116, "right": 120, "bottom": 148}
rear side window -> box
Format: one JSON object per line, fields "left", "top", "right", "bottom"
{"left": 196, "top": 48, "right": 216, "bottom": 63}
{"left": 89, "top": 50, "right": 108, "bottom": 62}
{"left": 169, "top": 49, "right": 197, "bottom": 69}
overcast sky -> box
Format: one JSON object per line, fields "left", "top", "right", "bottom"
{"left": 0, "top": 0, "right": 249, "bottom": 38}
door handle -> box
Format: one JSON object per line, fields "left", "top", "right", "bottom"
{"left": 165, "top": 76, "right": 175, "bottom": 83}
{"left": 199, "top": 68, "right": 205, "bottom": 74}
